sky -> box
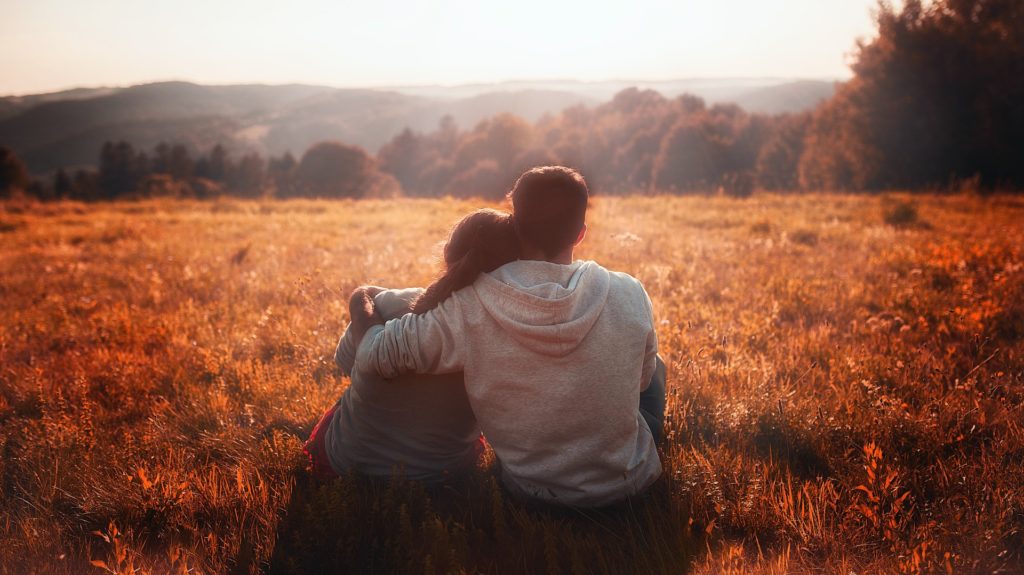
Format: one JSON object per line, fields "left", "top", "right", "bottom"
{"left": 0, "top": 0, "right": 879, "bottom": 96}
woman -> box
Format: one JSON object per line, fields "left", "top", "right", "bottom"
{"left": 304, "top": 209, "right": 519, "bottom": 481}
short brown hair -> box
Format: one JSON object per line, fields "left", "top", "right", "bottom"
{"left": 507, "top": 166, "right": 589, "bottom": 257}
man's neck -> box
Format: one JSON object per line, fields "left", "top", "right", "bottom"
{"left": 519, "top": 246, "right": 574, "bottom": 265}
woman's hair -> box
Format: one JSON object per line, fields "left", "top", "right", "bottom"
{"left": 411, "top": 208, "right": 519, "bottom": 313}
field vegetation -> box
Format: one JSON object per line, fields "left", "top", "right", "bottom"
{"left": 1, "top": 194, "right": 1022, "bottom": 574}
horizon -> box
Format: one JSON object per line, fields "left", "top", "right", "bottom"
{"left": 1, "top": 0, "right": 876, "bottom": 96}
{"left": 0, "top": 74, "right": 844, "bottom": 100}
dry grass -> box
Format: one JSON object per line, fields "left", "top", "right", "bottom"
{"left": 1, "top": 194, "right": 1022, "bottom": 574}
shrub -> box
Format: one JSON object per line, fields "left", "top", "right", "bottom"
{"left": 720, "top": 171, "right": 755, "bottom": 198}
{"left": 883, "top": 200, "right": 919, "bottom": 228}
{"left": 750, "top": 220, "right": 773, "bottom": 235}
{"left": 790, "top": 228, "right": 819, "bottom": 246}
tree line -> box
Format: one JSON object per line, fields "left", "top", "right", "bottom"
{"left": 2, "top": 0, "right": 1021, "bottom": 200}
{"left": 0, "top": 140, "right": 399, "bottom": 201}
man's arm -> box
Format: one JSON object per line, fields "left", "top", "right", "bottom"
{"left": 355, "top": 295, "right": 467, "bottom": 379}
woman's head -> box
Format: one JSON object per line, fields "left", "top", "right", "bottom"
{"left": 412, "top": 209, "right": 519, "bottom": 313}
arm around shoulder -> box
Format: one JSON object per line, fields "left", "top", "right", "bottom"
{"left": 354, "top": 295, "right": 468, "bottom": 379}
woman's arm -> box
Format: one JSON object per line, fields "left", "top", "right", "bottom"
{"left": 348, "top": 286, "right": 386, "bottom": 343}
{"left": 334, "top": 326, "right": 357, "bottom": 376}
{"left": 334, "top": 286, "right": 387, "bottom": 375}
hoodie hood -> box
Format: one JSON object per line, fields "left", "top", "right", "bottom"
{"left": 473, "top": 260, "right": 610, "bottom": 357}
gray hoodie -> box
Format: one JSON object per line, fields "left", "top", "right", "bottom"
{"left": 356, "top": 260, "right": 662, "bottom": 507}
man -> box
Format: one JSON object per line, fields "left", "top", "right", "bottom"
{"left": 350, "top": 166, "right": 665, "bottom": 507}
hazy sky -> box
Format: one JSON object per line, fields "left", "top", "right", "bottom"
{"left": 1, "top": 0, "right": 878, "bottom": 96}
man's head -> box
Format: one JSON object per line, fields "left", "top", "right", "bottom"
{"left": 507, "top": 166, "right": 589, "bottom": 261}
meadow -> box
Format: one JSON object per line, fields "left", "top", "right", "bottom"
{"left": 0, "top": 193, "right": 1022, "bottom": 574}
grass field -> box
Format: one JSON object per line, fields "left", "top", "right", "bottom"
{"left": 1, "top": 194, "right": 1022, "bottom": 574}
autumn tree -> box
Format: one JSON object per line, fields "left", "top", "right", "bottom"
{"left": 228, "top": 152, "right": 266, "bottom": 197}
{"left": 267, "top": 152, "right": 297, "bottom": 197}
{"left": 292, "top": 141, "right": 378, "bottom": 198}
{"left": 800, "top": 0, "right": 1024, "bottom": 190}
{"left": 195, "top": 144, "right": 230, "bottom": 182}
{"left": 378, "top": 128, "right": 429, "bottom": 195}
{"left": 0, "top": 146, "right": 30, "bottom": 198}
{"left": 452, "top": 114, "right": 533, "bottom": 174}
{"left": 71, "top": 169, "right": 101, "bottom": 201}
{"left": 651, "top": 119, "right": 722, "bottom": 192}
{"left": 756, "top": 114, "right": 810, "bottom": 191}
{"left": 442, "top": 160, "right": 505, "bottom": 199}
{"left": 52, "top": 169, "right": 73, "bottom": 198}
{"left": 98, "top": 141, "right": 148, "bottom": 198}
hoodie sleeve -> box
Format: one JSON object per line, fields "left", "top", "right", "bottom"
{"left": 334, "top": 288, "right": 420, "bottom": 377}
{"left": 638, "top": 286, "right": 659, "bottom": 392}
{"left": 354, "top": 295, "right": 467, "bottom": 379}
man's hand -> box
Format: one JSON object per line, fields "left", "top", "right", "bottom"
{"left": 348, "top": 286, "right": 386, "bottom": 344}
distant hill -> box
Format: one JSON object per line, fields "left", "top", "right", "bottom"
{"left": 255, "top": 87, "right": 592, "bottom": 158}
{"left": 0, "top": 82, "right": 594, "bottom": 173}
{"left": 0, "top": 87, "right": 118, "bottom": 122}
{"left": 731, "top": 80, "right": 836, "bottom": 114}
{"left": 0, "top": 78, "right": 835, "bottom": 173}
{"left": 392, "top": 77, "right": 837, "bottom": 111}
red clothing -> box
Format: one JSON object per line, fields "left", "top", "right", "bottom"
{"left": 304, "top": 404, "right": 340, "bottom": 480}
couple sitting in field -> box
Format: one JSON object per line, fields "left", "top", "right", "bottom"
{"left": 305, "top": 166, "right": 666, "bottom": 507}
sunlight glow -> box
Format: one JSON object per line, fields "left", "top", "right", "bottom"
{"left": 0, "top": 0, "right": 877, "bottom": 95}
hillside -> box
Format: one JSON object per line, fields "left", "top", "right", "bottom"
{"left": 732, "top": 79, "right": 836, "bottom": 114}
{"left": 0, "top": 79, "right": 834, "bottom": 173}
{"left": 0, "top": 86, "right": 118, "bottom": 122}
{"left": 393, "top": 77, "right": 837, "bottom": 109}
{"left": 0, "top": 83, "right": 592, "bottom": 173}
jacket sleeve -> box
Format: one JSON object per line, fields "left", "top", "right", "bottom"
{"left": 354, "top": 295, "right": 467, "bottom": 379}
{"left": 638, "top": 286, "right": 659, "bottom": 392}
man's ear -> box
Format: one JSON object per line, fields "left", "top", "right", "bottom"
{"left": 574, "top": 224, "right": 587, "bottom": 246}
